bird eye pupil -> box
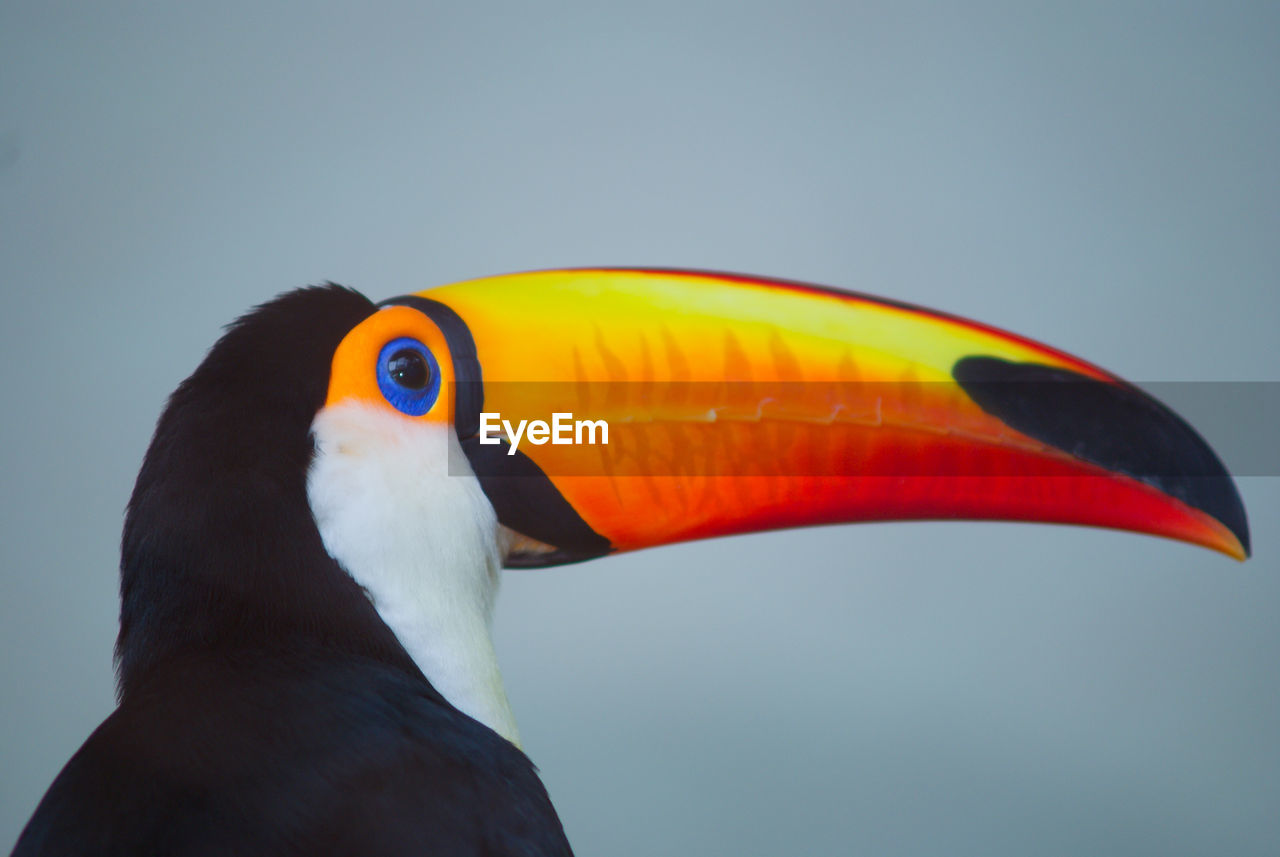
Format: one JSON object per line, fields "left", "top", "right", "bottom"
{"left": 387, "top": 349, "right": 430, "bottom": 390}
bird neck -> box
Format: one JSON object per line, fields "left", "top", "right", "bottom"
{"left": 307, "top": 404, "right": 521, "bottom": 746}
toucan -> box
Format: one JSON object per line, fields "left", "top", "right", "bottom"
{"left": 12, "top": 269, "right": 1249, "bottom": 856}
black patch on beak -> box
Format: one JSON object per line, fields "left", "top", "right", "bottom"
{"left": 461, "top": 436, "right": 613, "bottom": 567}
{"left": 954, "top": 356, "right": 1250, "bottom": 556}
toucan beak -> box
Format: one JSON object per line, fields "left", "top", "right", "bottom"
{"left": 385, "top": 269, "right": 1249, "bottom": 566}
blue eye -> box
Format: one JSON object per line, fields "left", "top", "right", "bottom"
{"left": 376, "top": 337, "right": 441, "bottom": 416}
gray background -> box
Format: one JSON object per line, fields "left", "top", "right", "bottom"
{"left": 2, "top": 2, "right": 1277, "bottom": 854}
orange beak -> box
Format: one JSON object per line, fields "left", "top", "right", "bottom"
{"left": 382, "top": 269, "right": 1249, "bottom": 566}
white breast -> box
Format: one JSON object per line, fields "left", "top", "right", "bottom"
{"left": 306, "top": 402, "right": 521, "bottom": 746}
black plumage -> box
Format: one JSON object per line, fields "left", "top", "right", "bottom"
{"left": 13, "top": 286, "right": 572, "bottom": 856}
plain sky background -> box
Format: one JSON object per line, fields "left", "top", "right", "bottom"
{"left": 2, "top": 3, "right": 1277, "bottom": 855}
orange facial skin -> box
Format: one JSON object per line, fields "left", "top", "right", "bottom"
{"left": 325, "top": 305, "right": 458, "bottom": 426}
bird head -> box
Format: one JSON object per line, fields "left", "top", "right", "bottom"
{"left": 119, "top": 269, "right": 1249, "bottom": 744}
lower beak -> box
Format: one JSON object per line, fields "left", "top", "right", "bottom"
{"left": 395, "top": 269, "right": 1249, "bottom": 566}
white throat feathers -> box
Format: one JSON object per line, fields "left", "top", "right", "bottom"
{"left": 307, "top": 402, "right": 520, "bottom": 746}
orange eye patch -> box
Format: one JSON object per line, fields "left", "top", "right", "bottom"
{"left": 326, "top": 305, "right": 457, "bottom": 425}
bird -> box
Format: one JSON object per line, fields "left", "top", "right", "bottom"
{"left": 12, "top": 268, "right": 1249, "bottom": 856}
